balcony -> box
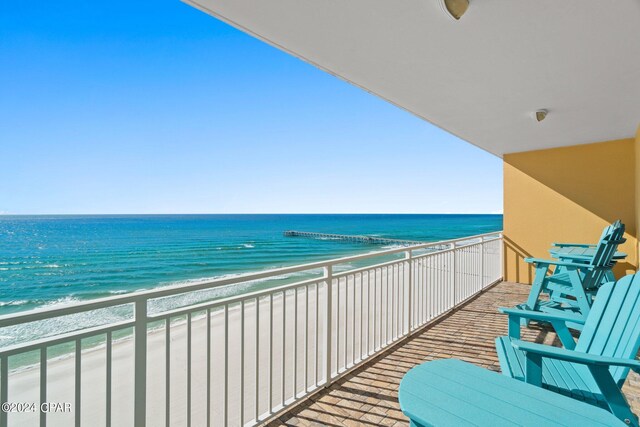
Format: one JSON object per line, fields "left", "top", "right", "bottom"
{"left": 268, "top": 280, "right": 640, "bottom": 426}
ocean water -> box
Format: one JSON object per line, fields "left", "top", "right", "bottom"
{"left": 0, "top": 214, "right": 501, "bottom": 362}
{"left": 0, "top": 214, "right": 502, "bottom": 315}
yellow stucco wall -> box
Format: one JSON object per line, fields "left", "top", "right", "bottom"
{"left": 636, "top": 126, "right": 640, "bottom": 256}
{"left": 503, "top": 138, "right": 638, "bottom": 284}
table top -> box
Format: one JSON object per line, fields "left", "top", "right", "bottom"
{"left": 550, "top": 246, "right": 627, "bottom": 260}
{"left": 399, "top": 359, "right": 624, "bottom": 427}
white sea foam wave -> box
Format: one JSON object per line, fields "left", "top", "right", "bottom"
{"left": 39, "top": 296, "right": 81, "bottom": 309}
{"left": 0, "top": 300, "right": 30, "bottom": 307}
{"left": 381, "top": 244, "right": 406, "bottom": 250}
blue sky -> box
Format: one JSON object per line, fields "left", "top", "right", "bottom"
{"left": 0, "top": 0, "right": 502, "bottom": 215}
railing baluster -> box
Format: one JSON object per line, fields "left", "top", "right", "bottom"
{"left": 431, "top": 255, "right": 444, "bottom": 317}
{"left": 0, "top": 355, "right": 7, "bottom": 427}
{"left": 367, "top": 270, "right": 372, "bottom": 355}
{"left": 343, "top": 277, "right": 347, "bottom": 369}
{"left": 480, "top": 237, "right": 485, "bottom": 288}
{"left": 403, "top": 262, "right": 406, "bottom": 333}
{"left": 420, "top": 258, "right": 424, "bottom": 321}
{"left": 374, "top": 268, "right": 378, "bottom": 351}
{"left": 390, "top": 266, "right": 393, "bottom": 343}
{"left": 395, "top": 264, "right": 399, "bottom": 338}
{"left": 165, "top": 318, "right": 170, "bottom": 427}
{"left": 387, "top": 266, "right": 391, "bottom": 345}
{"left": 451, "top": 245, "right": 456, "bottom": 306}
{"left": 397, "top": 263, "right": 402, "bottom": 337}
{"left": 224, "top": 305, "right": 229, "bottom": 427}
{"left": 106, "top": 331, "right": 112, "bottom": 427}
{"left": 315, "top": 283, "right": 319, "bottom": 387}
{"left": 444, "top": 253, "right": 447, "bottom": 310}
{"left": 336, "top": 277, "right": 340, "bottom": 374}
{"left": 281, "top": 292, "right": 286, "bottom": 406}
{"left": 427, "top": 257, "right": 431, "bottom": 318}
{"left": 255, "top": 297, "right": 260, "bottom": 422}
{"left": 40, "top": 347, "right": 47, "bottom": 427}
{"left": 187, "top": 312, "right": 192, "bottom": 427}
{"left": 301, "top": 287, "right": 307, "bottom": 391}
{"left": 430, "top": 256, "right": 434, "bottom": 318}
{"left": 75, "top": 339, "right": 81, "bottom": 427}
{"left": 207, "top": 308, "right": 211, "bottom": 427}
{"left": 293, "top": 288, "right": 298, "bottom": 395}
{"left": 381, "top": 267, "right": 385, "bottom": 349}
{"left": 439, "top": 254, "right": 443, "bottom": 315}
{"left": 420, "top": 258, "right": 424, "bottom": 325}
{"left": 359, "top": 273, "right": 363, "bottom": 361}
{"left": 240, "top": 301, "right": 245, "bottom": 425}
{"left": 134, "top": 299, "right": 147, "bottom": 427}
{"left": 414, "top": 259, "right": 417, "bottom": 327}
{"left": 428, "top": 256, "right": 432, "bottom": 319}
{"left": 438, "top": 255, "right": 441, "bottom": 314}
{"left": 350, "top": 276, "right": 355, "bottom": 366}
{"left": 434, "top": 255, "right": 438, "bottom": 315}
{"left": 391, "top": 266, "right": 395, "bottom": 342}
{"left": 269, "top": 294, "right": 274, "bottom": 413}
{"left": 381, "top": 267, "right": 385, "bottom": 345}
{"left": 324, "top": 266, "right": 333, "bottom": 385}
{"left": 420, "top": 258, "right": 424, "bottom": 324}
{"left": 396, "top": 264, "right": 404, "bottom": 341}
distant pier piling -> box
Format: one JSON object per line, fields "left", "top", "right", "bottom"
{"left": 283, "top": 230, "right": 423, "bottom": 246}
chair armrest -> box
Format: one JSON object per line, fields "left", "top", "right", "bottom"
{"left": 605, "top": 238, "right": 627, "bottom": 245}
{"left": 553, "top": 256, "right": 617, "bottom": 265}
{"left": 552, "top": 243, "right": 596, "bottom": 248}
{"left": 500, "top": 308, "right": 581, "bottom": 349}
{"left": 499, "top": 307, "right": 585, "bottom": 325}
{"left": 524, "top": 257, "right": 611, "bottom": 270}
{"left": 512, "top": 340, "right": 640, "bottom": 373}
{"left": 524, "top": 257, "right": 587, "bottom": 268}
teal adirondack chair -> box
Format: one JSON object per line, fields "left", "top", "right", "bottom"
{"left": 551, "top": 220, "right": 626, "bottom": 283}
{"left": 520, "top": 221, "right": 626, "bottom": 326}
{"left": 496, "top": 272, "right": 640, "bottom": 426}
{"left": 552, "top": 220, "right": 622, "bottom": 251}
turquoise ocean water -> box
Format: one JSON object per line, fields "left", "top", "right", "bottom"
{"left": 0, "top": 214, "right": 501, "bottom": 358}
{"left": 0, "top": 214, "right": 502, "bottom": 315}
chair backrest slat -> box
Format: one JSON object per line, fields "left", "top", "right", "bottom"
{"left": 576, "top": 273, "right": 640, "bottom": 384}
{"left": 590, "top": 221, "right": 623, "bottom": 267}
{"left": 583, "top": 221, "right": 625, "bottom": 290}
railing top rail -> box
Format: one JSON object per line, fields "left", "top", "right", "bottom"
{"left": 0, "top": 231, "right": 502, "bottom": 328}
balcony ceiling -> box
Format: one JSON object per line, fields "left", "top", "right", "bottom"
{"left": 184, "top": 0, "right": 640, "bottom": 157}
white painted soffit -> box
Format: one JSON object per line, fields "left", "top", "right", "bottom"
{"left": 183, "top": 0, "right": 640, "bottom": 157}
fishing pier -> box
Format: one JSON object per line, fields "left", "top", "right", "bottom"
{"left": 283, "top": 230, "right": 423, "bottom": 246}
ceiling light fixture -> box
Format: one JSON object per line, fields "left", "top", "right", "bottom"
{"left": 440, "top": 0, "right": 469, "bottom": 20}
{"left": 535, "top": 109, "right": 548, "bottom": 122}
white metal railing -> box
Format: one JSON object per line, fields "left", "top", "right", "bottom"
{"left": 0, "top": 231, "right": 502, "bottom": 427}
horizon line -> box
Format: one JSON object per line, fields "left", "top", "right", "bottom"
{"left": 0, "top": 212, "right": 504, "bottom": 216}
